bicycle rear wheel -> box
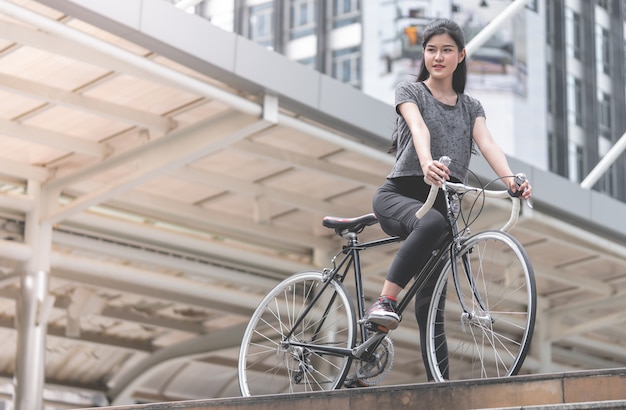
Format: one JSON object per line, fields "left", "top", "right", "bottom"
{"left": 425, "top": 230, "right": 536, "bottom": 381}
{"left": 238, "top": 271, "right": 356, "bottom": 396}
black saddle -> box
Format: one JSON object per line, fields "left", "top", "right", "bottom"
{"left": 322, "top": 213, "right": 378, "bottom": 236}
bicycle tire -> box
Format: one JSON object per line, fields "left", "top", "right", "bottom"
{"left": 425, "top": 230, "right": 536, "bottom": 381}
{"left": 238, "top": 271, "right": 356, "bottom": 396}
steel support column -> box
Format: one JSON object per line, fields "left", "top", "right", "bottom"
{"left": 14, "top": 180, "right": 53, "bottom": 410}
{"left": 581, "top": 132, "right": 626, "bottom": 189}
{"left": 465, "top": 0, "right": 532, "bottom": 58}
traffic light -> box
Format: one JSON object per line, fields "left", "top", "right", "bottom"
{"left": 404, "top": 26, "right": 418, "bottom": 46}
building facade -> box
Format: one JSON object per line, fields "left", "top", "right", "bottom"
{"left": 546, "top": 0, "right": 626, "bottom": 200}
{"left": 180, "top": 0, "right": 626, "bottom": 202}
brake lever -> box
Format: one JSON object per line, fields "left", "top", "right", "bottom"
{"left": 508, "top": 173, "right": 533, "bottom": 209}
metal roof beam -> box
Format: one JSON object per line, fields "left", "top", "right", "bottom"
{"left": 73, "top": 189, "right": 330, "bottom": 253}
{"left": 52, "top": 230, "right": 281, "bottom": 291}
{"left": 107, "top": 323, "right": 247, "bottom": 405}
{"left": 0, "top": 2, "right": 262, "bottom": 116}
{"left": 50, "top": 252, "right": 264, "bottom": 316}
{"left": 549, "top": 310, "right": 626, "bottom": 342}
{"left": 0, "top": 159, "right": 49, "bottom": 182}
{"left": 231, "top": 139, "right": 382, "bottom": 187}
{"left": 0, "top": 73, "right": 176, "bottom": 134}
{"left": 0, "top": 118, "right": 105, "bottom": 157}
{"left": 62, "top": 211, "right": 315, "bottom": 277}
{"left": 42, "top": 111, "right": 270, "bottom": 224}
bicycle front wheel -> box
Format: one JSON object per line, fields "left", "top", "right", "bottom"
{"left": 238, "top": 271, "right": 356, "bottom": 396}
{"left": 425, "top": 230, "right": 536, "bottom": 381}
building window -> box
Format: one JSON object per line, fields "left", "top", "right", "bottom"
{"left": 332, "top": 47, "right": 361, "bottom": 87}
{"left": 598, "top": 136, "right": 616, "bottom": 196}
{"left": 290, "top": 0, "right": 317, "bottom": 39}
{"left": 568, "top": 142, "right": 585, "bottom": 183}
{"left": 598, "top": 91, "right": 612, "bottom": 139}
{"left": 548, "top": 132, "right": 557, "bottom": 173}
{"left": 546, "top": 64, "right": 553, "bottom": 114}
{"left": 596, "top": 0, "right": 609, "bottom": 10}
{"left": 249, "top": 2, "right": 274, "bottom": 48}
{"left": 333, "top": 0, "right": 360, "bottom": 28}
{"left": 596, "top": 25, "right": 610, "bottom": 75}
{"left": 548, "top": 131, "right": 568, "bottom": 177}
{"left": 567, "top": 75, "right": 583, "bottom": 126}
{"left": 565, "top": 8, "right": 581, "bottom": 60}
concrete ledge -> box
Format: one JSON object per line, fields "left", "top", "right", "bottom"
{"left": 86, "top": 368, "right": 626, "bottom": 410}
{"left": 493, "top": 400, "right": 626, "bottom": 410}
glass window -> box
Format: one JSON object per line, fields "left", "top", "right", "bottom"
{"left": 546, "top": 64, "right": 553, "bottom": 114}
{"left": 568, "top": 142, "right": 584, "bottom": 183}
{"left": 548, "top": 131, "right": 568, "bottom": 177}
{"left": 595, "top": 24, "right": 610, "bottom": 75}
{"left": 567, "top": 75, "right": 583, "bottom": 126}
{"left": 249, "top": 2, "right": 274, "bottom": 48}
{"left": 332, "top": 47, "right": 361, "bottom": 87}
{"left": 290, "top": 0, "right": 317, "bottom": 39}
{"left": 596, "top": 0, "right": 609, "bottom": 10}
{"left": 598, "top": 91, "right": 612, "bottom": 139}
{"left": 565, "top": 8, "right": 581, "bottom": 60}
{"left": 333, "top": 0, "right": 360, "bottom": 28}
{"left": 597, "top": 135, "right": 616, "bottom": 195}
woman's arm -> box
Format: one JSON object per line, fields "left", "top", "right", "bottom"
{"left": 473, "top": 116, "right": 532, "bottom": 198}
{"left": 398, "top": 102, "right": 450, "bottom": 185}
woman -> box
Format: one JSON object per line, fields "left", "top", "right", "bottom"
{"left": 363, "top": 18, "right": 532, "bottom": 380}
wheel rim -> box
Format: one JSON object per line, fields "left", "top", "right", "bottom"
{"left": 426, "top": 231, "right": 536, "bottom": 381}
{"left": 238, "top": 272, "right": 355, "bottom": 395}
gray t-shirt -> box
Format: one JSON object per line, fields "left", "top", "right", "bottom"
{"left": 388, "top": 81, "right": 485, "bottom": 182}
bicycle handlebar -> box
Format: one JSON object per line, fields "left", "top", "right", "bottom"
{"left": 415, "top": 167, "right": 528, "bottom": 232}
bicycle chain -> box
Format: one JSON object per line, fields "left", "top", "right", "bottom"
{"left": 344, "top": 335, "right": 394, "bottom": 387}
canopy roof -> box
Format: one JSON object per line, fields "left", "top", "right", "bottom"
{"left": 0, "top": 1, "right": 623, "bottom": 407}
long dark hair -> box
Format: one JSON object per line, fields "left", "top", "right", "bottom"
{"left": 389, "top": 19, "right": 467, "bottom": 153}
{"left": 417, "top": 18, "right": 467, "bottom": 94}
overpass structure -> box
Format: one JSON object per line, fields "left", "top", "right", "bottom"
{"left": 0, "top": 1, "right": 623, "bottom": 408}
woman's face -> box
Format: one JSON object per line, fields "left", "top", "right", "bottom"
{"left": 423, "top": 33, "right": 465, "bottom": 81}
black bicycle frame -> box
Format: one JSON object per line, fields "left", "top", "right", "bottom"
{"left": 284, "top": 182, "right": 490, "bottom": 360}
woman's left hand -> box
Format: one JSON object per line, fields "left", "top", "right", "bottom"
{"left": 509, "top": 178, "right": 532, "bottom": 200}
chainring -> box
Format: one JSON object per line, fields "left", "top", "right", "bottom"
{"left": 353, "top": 335, "right": 394, "bottom": 386}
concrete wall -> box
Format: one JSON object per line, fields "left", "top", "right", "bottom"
{"left": 90, "top": 368, "right": 626, "bottom": 410}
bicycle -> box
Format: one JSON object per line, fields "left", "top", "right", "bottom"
{"left": 238, "top": 157, "right": 536, "bottom": 396}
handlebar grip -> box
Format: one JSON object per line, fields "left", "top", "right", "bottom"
{"left": 415, "top": 156, "right": 451, "bottom": 219}
{"left": 415, "top": 183, "right": 438, "bottom": 219}
{"left": 507, "top": 173, "right": 526, "bottom": 198}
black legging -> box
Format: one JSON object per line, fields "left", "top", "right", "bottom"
{"left": 372, "top": 176, "right": 450, "bottom": 380}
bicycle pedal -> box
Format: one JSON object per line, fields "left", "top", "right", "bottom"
{"left": 366, "top": 323, "right": 390, "bottom": 334}
{"left": 344, "top": 377, "right": 369, "bottom": 388}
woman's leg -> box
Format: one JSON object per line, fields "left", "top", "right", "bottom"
{"left": 367, "top": 183, "right": 447, "bottom": 328}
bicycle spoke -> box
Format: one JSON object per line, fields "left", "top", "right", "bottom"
{"left": 426, "top": 231, "right": 536, "bottom": 381}
{"left": 239, "top": 272, "right": 355, "bottom": 396}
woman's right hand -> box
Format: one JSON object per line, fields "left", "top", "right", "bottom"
{"left": 422, "top": 159, "right": 450, "bottom": 186}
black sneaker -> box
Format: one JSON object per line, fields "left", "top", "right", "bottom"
{"left": 363, "top": 296, "right": 400, "bottom": 330}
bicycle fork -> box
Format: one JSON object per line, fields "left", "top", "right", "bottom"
{"left": 451, "top": 244, "right": 494, "bottom": 330}
{"left": 445, "top": 186, "right": 492, "bottom": 329}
